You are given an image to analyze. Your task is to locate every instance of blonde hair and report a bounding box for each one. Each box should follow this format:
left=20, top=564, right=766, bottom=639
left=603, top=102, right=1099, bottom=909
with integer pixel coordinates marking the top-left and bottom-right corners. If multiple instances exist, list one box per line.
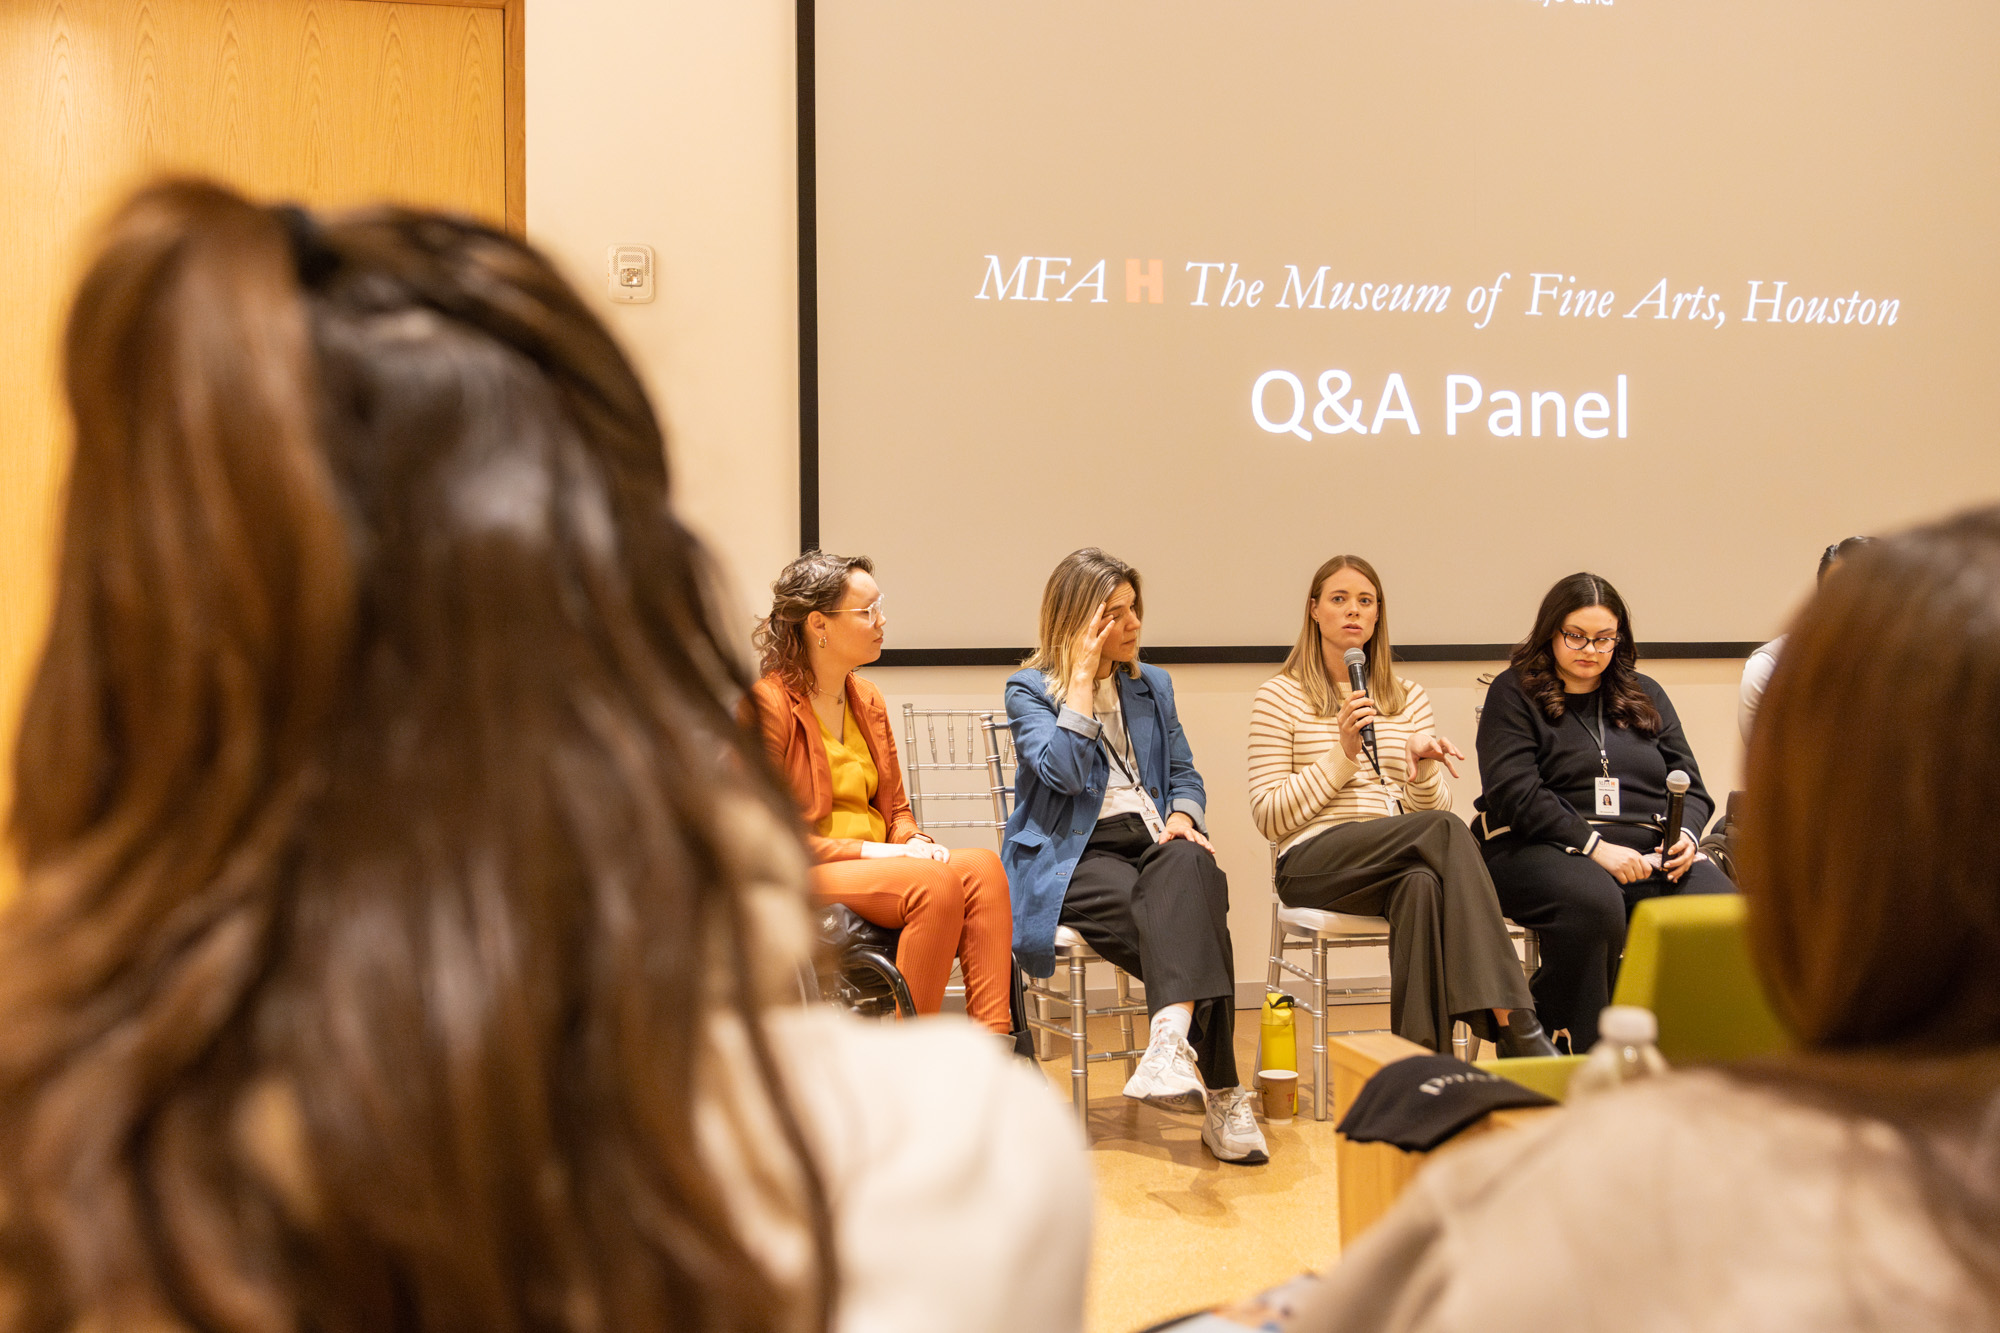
left=1022, top=548, right=1142, bottom=696
left=1282, top=555, right=1408, bottom=718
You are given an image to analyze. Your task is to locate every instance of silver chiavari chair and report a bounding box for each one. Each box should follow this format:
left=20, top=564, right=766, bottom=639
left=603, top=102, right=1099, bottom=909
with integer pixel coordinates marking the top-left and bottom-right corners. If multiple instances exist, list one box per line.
left=975, top=713, right=1147, bottom=1130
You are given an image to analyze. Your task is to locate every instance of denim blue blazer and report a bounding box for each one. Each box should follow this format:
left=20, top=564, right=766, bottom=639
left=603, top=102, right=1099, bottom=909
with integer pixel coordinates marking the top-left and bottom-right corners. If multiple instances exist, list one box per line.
left=1002, top=662, right=1208, bottom=977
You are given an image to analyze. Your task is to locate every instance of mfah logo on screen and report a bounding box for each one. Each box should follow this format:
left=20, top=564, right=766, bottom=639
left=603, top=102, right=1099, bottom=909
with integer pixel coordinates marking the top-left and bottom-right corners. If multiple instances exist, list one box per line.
left=973, top=258, right=1900, bottom=333
left=972, top=255, right=1902, bottom=444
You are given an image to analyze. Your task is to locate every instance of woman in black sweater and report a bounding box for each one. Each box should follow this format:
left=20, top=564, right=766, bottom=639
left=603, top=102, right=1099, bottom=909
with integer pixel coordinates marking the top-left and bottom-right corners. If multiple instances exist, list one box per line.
left=1474, top=573, right=1734, bottom=1051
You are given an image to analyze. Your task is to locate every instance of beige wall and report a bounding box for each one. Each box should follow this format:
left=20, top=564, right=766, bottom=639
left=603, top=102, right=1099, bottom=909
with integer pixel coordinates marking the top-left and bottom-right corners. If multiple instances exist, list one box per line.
left=525, top=2, right=1758, bottom=988
left=525, top=0, right=800, bottom=627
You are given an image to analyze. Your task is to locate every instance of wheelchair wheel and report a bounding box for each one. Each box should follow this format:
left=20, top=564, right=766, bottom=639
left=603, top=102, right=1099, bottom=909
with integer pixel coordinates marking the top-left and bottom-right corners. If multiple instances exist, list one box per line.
left=1698, top=833, right=1737, bottom=884
left=820, top=946, right=917, bottom=1020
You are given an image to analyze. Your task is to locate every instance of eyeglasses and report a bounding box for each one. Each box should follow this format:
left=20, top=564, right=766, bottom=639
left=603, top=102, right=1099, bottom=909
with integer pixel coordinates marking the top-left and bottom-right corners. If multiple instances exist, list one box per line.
left=826, top=597, right=886, bottom=627
left=1559, top=629, right=1619, bottom=652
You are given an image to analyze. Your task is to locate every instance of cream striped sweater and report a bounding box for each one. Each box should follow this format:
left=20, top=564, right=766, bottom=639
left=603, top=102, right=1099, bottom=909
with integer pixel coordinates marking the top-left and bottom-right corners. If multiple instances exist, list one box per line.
left=1247, top=671, right=1451, bottom=856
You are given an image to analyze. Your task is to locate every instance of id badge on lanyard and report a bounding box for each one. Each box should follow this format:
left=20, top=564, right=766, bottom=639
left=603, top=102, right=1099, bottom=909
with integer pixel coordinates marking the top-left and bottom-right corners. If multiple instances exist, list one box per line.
left=1595, top=776, right=1621, bottom=817
left=1104, top=730, right=1167, bottom=838
left=1584, top=694, right=1619, bottom=816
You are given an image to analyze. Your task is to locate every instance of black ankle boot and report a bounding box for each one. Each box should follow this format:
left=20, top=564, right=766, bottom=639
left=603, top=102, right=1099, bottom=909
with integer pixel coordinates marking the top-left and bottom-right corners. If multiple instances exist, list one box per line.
left=1495, top=1010, right=1558, bottom=1059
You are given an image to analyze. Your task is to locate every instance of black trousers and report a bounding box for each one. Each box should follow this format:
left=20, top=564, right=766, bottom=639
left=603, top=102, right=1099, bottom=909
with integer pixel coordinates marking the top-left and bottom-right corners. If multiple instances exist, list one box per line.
left=1275, top=809, right=1533, bottom=1053
left=1481, top=828, right=1736, bottom=1052
left=1059, top=814, right=1238, bottom=1090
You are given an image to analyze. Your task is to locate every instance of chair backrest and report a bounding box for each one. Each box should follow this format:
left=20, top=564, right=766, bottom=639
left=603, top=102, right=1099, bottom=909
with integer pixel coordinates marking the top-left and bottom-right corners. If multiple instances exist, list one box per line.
left=1472, top=671, right=1496, bottom=727
left=1611, top=894, right=1790, bottom=1064
left=981, top=712, right=1017, bottom=828
left=901, top=705, right=1011, bottom=847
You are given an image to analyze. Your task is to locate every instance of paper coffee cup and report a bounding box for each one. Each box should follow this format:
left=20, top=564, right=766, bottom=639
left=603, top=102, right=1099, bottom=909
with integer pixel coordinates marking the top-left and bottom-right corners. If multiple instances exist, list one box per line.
left=1257, top=1069, right=1298, bottom=1123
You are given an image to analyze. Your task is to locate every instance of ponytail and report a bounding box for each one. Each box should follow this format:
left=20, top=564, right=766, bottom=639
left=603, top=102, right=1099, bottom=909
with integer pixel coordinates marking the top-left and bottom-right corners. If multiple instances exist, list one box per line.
left=0, top=179, right=834, bottom=1333
left=23, top=182, right=353, bottom=862
left=0, top=181, right=355, bottom=1327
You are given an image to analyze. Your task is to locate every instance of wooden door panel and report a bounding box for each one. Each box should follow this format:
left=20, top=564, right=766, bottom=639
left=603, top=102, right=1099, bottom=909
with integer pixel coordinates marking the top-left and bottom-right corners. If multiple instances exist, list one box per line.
left=0, top=0, right=511, bottom=899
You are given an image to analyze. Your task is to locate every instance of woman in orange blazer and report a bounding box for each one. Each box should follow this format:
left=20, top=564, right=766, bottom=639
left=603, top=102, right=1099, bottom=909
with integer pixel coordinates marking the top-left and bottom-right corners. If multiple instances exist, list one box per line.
left=745, top=552, right=1014, bottom=1034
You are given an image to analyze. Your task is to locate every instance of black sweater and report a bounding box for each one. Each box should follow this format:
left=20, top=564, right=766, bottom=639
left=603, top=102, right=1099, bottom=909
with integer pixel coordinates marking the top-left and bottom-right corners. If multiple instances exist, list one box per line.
left=1474, top=667, right=1715, bottom=853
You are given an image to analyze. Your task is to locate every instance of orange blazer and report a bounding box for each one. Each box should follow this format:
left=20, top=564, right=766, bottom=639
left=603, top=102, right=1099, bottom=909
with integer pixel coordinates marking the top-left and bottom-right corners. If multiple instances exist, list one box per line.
left=743, top=672, right=922, bottom=863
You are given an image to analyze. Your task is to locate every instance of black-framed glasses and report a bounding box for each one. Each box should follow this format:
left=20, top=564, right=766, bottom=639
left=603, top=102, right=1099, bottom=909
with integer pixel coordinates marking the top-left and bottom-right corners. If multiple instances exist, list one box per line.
left=1559, top=629, right=1619, bottom=652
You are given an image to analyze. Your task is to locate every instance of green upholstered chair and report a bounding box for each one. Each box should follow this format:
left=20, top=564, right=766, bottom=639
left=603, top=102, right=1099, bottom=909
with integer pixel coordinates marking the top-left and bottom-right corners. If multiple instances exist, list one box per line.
left=1477, top=893, right=1790, bottom=1098
left=1608, top=893, right=1790, bottom=1065
left=1472, top=1052, right=1585, bottom=1101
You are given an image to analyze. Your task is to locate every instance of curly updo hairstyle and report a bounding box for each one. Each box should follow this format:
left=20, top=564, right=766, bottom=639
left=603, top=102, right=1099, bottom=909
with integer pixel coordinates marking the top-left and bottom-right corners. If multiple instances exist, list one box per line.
left=754, top=551, right=875, bottom=696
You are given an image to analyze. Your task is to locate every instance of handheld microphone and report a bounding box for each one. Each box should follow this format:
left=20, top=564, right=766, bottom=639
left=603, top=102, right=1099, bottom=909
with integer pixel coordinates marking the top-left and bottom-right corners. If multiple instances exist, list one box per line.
left=1342, top=647, right=1382, bottom=774
left=1663, top=769, right=1690, bottom=861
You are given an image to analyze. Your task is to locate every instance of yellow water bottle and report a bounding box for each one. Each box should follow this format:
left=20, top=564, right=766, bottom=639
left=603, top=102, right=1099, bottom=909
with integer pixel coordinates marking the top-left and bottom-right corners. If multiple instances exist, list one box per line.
left=1258, top=992, right=1299, bottom=1074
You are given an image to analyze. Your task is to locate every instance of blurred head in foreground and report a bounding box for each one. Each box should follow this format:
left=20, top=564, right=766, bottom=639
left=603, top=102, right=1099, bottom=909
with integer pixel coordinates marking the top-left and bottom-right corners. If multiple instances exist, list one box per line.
left=0, top=181, right=829, bottom=1332
left=1817, top=534, right=1874, bottom=584
left=1744, top=508, right=2000, bottom=1053
left=1740, top=507, right=2000, bottom=1296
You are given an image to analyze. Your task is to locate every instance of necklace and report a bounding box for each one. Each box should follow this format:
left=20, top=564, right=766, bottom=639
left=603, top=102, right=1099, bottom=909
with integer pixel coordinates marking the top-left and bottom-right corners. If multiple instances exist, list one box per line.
left=810, top=675, right=848, bottom=729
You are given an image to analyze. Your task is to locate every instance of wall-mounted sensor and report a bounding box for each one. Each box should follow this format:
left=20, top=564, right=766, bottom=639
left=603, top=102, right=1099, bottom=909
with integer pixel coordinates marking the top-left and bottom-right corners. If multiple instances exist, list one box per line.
left=607, top=245, right=655, bottom=303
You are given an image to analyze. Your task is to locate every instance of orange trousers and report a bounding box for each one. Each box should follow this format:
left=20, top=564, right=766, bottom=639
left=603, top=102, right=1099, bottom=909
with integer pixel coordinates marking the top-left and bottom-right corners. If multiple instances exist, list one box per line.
left=811, top=847, right=1013, bottom=1034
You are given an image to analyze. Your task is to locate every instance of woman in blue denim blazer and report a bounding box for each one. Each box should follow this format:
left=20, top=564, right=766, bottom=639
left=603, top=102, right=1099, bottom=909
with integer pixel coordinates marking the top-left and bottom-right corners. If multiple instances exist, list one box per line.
left=1003, top=548, right=1266, bottom=1165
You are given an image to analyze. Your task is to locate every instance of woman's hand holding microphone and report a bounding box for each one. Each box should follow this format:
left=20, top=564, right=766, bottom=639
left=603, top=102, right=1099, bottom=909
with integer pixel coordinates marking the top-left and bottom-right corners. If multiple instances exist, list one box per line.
left=1591, top=833, right=1699, bottom=884
left=1336, top=690, right=1378, bottom=765
left=1339, top=691, right=1464, bottom=781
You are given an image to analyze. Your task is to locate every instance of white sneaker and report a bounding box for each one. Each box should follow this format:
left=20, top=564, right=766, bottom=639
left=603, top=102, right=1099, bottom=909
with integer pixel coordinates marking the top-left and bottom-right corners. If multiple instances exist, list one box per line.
left=1201, top=1087, right=1270, bottom=1166
left=1121, top=1030, right=1205, bottom=1113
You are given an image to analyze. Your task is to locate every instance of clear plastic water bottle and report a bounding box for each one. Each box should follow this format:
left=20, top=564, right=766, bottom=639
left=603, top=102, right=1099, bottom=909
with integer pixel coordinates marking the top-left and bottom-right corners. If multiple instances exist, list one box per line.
left=1570, top=1005, right=1671, bottom=1098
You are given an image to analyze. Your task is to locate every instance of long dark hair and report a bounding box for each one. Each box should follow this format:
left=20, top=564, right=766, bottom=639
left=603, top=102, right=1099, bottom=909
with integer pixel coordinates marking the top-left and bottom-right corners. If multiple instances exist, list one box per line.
left=0, top=180, right=833, bottom=1333
left=1739, top=507, right=2000, bottom=1299
left=1509, top=572, right=1661, bottom=736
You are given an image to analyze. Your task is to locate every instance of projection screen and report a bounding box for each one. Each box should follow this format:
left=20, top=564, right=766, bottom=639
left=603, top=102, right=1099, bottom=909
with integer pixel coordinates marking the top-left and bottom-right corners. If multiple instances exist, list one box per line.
left=806, top=1, right=2000, bottom=656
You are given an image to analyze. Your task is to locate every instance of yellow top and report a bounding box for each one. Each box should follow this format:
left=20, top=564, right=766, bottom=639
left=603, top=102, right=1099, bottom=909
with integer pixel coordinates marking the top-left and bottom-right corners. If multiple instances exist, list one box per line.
left=817, top=701, right=887, bottom=843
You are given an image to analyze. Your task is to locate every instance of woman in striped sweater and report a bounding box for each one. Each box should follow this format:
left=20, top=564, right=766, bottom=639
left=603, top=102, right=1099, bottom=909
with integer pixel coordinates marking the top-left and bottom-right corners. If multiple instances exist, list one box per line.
left=1247, top=556, right=1554, bottom=1056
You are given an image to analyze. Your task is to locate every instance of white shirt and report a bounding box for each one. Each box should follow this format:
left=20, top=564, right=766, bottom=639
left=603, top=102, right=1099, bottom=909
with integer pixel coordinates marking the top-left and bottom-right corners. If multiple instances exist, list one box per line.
left=1739, top=637, right=1784, bottom=743
left=703, top=799, right=1092, bottom=1333
left=708, top=1009, right=1092, bottom=1333
left=1093, top=676, right=1159, bottom=829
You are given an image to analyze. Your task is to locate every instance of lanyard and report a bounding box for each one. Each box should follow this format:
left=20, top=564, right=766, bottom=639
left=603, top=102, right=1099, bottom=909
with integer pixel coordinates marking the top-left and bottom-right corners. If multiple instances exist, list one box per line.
left=1573, top=692, right=1610, bottom=778
left=1097, top=693, right=1167, bottom=835
left=1096, top=689, right=1145, bottom=788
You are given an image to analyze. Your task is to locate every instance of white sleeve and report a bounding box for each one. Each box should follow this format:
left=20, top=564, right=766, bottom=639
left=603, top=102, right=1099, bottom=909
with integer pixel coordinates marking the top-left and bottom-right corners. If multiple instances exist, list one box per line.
left=783, top=1012, right=1093, bottom=1333
left=1738, top=646, right=1779, bottom=745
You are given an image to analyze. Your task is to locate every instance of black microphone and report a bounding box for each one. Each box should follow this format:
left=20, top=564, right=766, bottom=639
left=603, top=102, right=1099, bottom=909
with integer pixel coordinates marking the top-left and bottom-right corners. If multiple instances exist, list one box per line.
left=1342, top=647, right=1382, bottom=774
left=1663, top=769, right=1690, bottom=864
